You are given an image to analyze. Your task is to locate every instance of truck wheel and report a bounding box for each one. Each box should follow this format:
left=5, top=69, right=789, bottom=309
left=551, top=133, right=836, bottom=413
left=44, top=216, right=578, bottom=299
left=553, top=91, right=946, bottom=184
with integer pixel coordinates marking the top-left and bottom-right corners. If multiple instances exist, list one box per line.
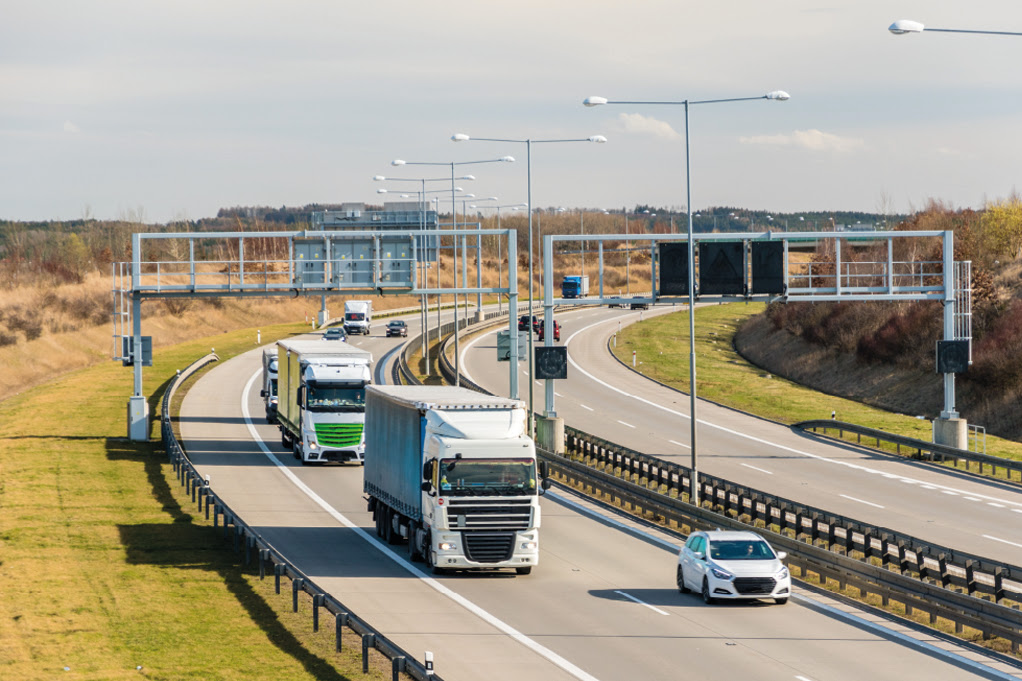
left=515, top=567, right=532, bottom=576
left=408, top=522, right=423, bottom=562
left=374, top=510, right=383, bottom=538
left=281, top=430, right=291, bottom=449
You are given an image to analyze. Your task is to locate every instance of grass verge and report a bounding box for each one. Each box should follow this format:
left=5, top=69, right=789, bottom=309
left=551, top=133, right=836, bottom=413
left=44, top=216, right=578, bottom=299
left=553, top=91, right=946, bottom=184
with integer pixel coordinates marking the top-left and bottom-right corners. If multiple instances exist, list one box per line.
left=610, top=302, right=1022, bottom=464
left=0, top=321, right=388, bottom=681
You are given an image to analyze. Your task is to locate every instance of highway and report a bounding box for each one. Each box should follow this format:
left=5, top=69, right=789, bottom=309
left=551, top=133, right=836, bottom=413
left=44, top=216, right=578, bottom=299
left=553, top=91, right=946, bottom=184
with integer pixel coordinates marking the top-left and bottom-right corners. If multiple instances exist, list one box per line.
left=177, top=305, right=1018, bottom=681
left=461, top=304, right=1022, bottom=566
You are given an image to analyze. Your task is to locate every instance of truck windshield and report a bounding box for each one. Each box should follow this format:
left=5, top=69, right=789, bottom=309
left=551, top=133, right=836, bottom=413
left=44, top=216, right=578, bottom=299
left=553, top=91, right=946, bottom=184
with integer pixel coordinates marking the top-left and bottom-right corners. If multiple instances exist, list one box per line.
left=345, top=313, right=365, bottom=321
left=438, top=457, right=537, bottom=496
left=305, top=383, right=365, bottom=412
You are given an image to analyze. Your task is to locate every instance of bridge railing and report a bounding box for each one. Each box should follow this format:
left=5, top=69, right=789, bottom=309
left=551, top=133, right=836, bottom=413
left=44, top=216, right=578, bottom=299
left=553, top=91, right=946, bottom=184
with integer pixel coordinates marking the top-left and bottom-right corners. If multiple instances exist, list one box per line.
left=162, top=354, right=442, bottom=681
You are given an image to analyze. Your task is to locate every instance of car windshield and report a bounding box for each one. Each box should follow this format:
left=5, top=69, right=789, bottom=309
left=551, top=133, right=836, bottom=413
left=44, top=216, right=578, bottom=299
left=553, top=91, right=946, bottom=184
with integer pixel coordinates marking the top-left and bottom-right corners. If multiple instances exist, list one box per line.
left=390, top=321, right=405, bottom=327
left=438, top=457, right=537, bottom=497
left=709, top=539, right=774, bottom=561
left=305, top=383, right=365, bottom=412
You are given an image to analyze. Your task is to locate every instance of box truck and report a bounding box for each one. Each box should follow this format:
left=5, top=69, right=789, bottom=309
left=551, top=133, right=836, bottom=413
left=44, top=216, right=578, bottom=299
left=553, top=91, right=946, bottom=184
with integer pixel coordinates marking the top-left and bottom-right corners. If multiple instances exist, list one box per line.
left=343, top=300, right=372, bottom=335
left=364, top=385, right=545, bottom=575
left=276, top=339, right=373, bottom=464
left=259, top=346, right=279, bottom=424
left=561, top=275, right=589, bottom=298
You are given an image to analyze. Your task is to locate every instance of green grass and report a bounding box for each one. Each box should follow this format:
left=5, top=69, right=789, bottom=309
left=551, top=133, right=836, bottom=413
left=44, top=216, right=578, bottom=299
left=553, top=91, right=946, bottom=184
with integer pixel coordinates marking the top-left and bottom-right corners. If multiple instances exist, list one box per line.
left=611, top=302, right=1022, bottom=463
left=0, top=322, right=388, bottom=681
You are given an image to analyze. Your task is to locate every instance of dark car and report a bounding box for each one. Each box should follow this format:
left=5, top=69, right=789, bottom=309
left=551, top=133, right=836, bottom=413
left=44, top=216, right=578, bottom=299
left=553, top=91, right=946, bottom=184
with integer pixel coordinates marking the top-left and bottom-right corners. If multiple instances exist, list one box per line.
left=518, top=315, right=538, bottom=331
left=630, top=301, right=649, bottom=310
left=322, top=327, right=347, bottom=341
left=386, top=320, right=408, bottom=337
left=537, top=320, right=561, bottom=342
left=608, top=296, right=625, bottom=308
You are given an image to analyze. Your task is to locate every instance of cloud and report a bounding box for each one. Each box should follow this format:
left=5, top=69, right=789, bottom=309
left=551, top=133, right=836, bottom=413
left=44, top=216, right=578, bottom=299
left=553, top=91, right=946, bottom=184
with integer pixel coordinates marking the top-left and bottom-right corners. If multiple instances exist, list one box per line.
left=739, top=129, right=863, bottom=153
left=63, top=120, right=81, bottom=134
left=616, top=113, right=681, bottom=141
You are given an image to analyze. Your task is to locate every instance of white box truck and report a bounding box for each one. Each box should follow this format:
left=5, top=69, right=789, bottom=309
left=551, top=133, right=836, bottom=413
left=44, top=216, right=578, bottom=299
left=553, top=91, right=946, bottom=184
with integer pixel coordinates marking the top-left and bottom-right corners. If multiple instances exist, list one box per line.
left=343, top=300, right=372, bottom=335
left=276, top=339, right=373, bottom=464
left=259, top=346, right=279, bottom=424
left=364, top=385, right=546, bottom=575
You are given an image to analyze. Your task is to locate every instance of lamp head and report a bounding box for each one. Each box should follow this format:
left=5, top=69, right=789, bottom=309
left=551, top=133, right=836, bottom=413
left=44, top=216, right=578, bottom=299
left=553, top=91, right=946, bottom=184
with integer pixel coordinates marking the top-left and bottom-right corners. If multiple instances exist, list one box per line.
left=391, top=159, right=406, bottom=166
left=500, top=156, right=515, bottom=163
left=765, top=90, right=791, bottom=101
left=452, top=133, right=470, bottom=142
left=460, top=174, right=476, bottom=180
left=376, top=188, right=387, bottom=194
left=889, top=19, right=924, bottom=34
left=589, top=135, right=608, bottom=143
left=583, top=96, right=608, bottom=107
left=373, top=175, right=386, bottom=181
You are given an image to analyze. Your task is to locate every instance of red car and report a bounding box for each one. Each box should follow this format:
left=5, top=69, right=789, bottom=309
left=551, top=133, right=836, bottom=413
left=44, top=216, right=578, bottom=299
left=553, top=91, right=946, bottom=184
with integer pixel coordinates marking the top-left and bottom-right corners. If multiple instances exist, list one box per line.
left=537, top=320, right=561, bottom=342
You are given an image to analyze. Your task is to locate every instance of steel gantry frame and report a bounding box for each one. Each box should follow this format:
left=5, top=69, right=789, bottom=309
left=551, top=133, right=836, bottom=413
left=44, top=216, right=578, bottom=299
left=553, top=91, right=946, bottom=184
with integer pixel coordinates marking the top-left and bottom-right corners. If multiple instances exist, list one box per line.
left=540, top=229, right=971, bottom=490
left=115, top=227, right=519, bottom=441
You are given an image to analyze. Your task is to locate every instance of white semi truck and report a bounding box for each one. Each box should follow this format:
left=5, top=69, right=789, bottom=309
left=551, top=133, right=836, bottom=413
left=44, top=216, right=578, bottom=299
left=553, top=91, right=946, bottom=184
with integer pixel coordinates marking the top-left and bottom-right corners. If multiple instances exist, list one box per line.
left=343, top=300, right=372, bottom=335
left=260, top=346, right=279, bottom=424
left=276, top=339, right=373, bottom=464
left=364, top=385, right=545, bottom=575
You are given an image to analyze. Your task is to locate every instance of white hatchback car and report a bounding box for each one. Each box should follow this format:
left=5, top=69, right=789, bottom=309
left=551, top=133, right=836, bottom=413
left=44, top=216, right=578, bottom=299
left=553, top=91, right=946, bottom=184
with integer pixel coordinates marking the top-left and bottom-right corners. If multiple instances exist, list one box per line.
left=677, top=530, right=791, bottom=605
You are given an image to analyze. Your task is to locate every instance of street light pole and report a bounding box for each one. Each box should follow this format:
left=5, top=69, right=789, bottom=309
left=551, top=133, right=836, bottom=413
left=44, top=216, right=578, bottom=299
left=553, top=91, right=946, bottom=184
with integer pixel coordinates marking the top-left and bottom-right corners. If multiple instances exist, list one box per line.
left=391, top=156, right=513, bottom=386
left=452, top=133, right=606, bottom=436
left=584, top=90, right=789, bottom=506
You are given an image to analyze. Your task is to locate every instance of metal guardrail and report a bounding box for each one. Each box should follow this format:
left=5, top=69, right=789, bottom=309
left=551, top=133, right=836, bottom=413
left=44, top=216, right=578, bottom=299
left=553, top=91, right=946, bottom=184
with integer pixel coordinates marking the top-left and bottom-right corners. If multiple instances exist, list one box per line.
left=161, top=354, right=442, bottom=681
left=552, top=427, right=1022, bottom=653
left=797, top=419, right=1022, bottom=483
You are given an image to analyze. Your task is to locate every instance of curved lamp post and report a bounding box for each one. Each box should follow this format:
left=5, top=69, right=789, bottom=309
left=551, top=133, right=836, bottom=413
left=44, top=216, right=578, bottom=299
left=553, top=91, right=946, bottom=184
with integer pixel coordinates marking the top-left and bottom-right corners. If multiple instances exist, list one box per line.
left=583, top=90, right=789, bottom=506
left=452, top=132, right=606, bottom=434
left=889, top=19, right=1022, bottom=36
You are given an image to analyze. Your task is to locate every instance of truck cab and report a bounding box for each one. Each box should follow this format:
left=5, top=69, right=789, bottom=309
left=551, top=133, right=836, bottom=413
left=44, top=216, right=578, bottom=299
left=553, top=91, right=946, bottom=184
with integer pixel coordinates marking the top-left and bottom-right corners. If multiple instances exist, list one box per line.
left=296, top=363, right=370, bottom=464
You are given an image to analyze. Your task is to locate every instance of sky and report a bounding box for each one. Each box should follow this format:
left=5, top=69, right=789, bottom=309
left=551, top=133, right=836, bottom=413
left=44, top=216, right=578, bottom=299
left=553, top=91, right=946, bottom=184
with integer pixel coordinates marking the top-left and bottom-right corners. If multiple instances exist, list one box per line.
left=3, top=1, right=1022, bottom=223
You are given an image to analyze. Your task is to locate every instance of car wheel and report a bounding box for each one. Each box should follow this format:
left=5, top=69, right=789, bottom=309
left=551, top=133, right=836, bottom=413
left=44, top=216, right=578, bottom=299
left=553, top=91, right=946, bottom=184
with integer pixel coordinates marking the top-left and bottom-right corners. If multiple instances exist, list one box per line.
left=676, top=565, right=689, bottom=593
left=774, top=597, right=788, bottom=605
left=701, top=578, right=715, bottom=605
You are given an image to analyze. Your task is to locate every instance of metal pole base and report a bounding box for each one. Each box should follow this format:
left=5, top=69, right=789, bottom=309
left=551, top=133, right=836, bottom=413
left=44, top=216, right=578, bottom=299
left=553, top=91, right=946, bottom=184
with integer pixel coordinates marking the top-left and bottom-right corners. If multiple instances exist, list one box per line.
left=128, top=396, right=150, bottom=442
left=933, top=416, right=967, bottom=450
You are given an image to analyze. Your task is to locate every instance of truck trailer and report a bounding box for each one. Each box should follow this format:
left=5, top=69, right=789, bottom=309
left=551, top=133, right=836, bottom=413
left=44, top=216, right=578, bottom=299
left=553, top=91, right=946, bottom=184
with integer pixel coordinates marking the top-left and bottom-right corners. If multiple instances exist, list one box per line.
left=343, top=300, right=372, bottom=335
left=260, top=346, right=279, bottom=424
left=276, top=339, right=373, bottom=464
left=561, top=275, right=589, bottom=298
left=364, top=385, right=544, bottom=575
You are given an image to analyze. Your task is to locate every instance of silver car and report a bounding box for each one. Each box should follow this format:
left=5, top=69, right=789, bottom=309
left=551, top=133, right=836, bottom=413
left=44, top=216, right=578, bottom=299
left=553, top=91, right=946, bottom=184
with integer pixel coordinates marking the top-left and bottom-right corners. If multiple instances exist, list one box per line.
left=677, top=530, right=790, bottom=605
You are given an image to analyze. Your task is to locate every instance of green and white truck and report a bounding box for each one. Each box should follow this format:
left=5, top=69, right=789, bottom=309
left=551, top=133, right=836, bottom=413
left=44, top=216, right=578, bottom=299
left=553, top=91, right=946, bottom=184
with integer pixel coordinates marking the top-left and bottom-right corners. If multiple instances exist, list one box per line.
left=276, top=339, right=373, bottom=465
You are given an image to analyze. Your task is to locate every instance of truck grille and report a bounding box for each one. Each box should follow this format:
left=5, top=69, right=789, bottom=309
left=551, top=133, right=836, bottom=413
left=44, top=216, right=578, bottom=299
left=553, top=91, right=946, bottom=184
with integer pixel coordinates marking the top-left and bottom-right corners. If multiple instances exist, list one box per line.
left=445, top=499, right=533, bottom=531
left=314, top=423, right=363, bottom=448
left=463, top=532, right=515, bottom=563
left=733, top=577, right=776, bottom=595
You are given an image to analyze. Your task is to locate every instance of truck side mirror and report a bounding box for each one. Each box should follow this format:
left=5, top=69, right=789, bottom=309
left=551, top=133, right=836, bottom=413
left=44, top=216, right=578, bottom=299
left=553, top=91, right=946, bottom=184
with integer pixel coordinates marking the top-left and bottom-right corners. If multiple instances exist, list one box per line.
left=420, top=481, right=433, bottom=493
left=541, top=478, right=552, bottom=491
left=260, top=390, right=266, bottom=397
left=422, top=459, right=434, bottom=480
left=296, top=385, right=304, bottom=403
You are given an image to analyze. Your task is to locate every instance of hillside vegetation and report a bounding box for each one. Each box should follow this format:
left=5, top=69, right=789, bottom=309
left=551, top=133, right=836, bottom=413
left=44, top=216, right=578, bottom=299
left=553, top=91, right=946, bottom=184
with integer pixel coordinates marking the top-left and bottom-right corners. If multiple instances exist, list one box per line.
left=735, top=198, right=1022, bottom=442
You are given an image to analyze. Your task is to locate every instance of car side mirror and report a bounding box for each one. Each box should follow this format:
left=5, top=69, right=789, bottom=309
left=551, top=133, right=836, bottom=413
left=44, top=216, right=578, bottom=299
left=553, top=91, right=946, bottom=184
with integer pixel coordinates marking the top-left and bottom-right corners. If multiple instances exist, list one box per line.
left=694, top=551, right=705, bottom=561
left=776, top=551, right=787, bottom=561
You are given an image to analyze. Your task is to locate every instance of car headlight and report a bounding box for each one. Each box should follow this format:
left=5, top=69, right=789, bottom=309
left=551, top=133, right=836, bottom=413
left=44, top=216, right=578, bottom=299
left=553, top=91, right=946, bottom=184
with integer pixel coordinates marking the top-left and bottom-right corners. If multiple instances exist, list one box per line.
left=438, top=542, right=458, bottom=551
left=710, top=566, right=733, bottom=581
left=777, top=567, right=789, bottom=580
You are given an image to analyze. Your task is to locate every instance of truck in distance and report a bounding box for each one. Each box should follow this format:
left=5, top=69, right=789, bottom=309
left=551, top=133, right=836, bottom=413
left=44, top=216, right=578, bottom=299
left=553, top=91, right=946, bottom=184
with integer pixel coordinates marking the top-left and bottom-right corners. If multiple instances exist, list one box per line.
left=276, top=339, right=373, bottom=465
left=364, top=385, right=547, bottom=575
left=343, top=300, right=372, bottom=335
left=561, top=275, right=589, bottom=299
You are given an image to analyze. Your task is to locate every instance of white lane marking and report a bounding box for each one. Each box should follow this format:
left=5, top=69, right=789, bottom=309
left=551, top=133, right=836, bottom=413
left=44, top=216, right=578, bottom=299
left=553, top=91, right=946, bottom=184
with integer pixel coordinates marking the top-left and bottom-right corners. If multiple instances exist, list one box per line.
left=964, top=497, right=982, bottom=502
left=839, top=494, right=885, bottom=509
left=555, top=392, right=563, bottom=397
left=741, top=463, right=773, bottom=475
left=669, top=440, right=691, bottom=449
left=614, top=590, right=670, bottom=616
left=988, top=502, right=1006, bottom=508
left=983, top=535, right=1022, bottom=550
left=562, top=316, right=1022, bottom=512
left=240, top=371, right=602, bottom=681
left=618, top=421, right=636, bottom=429
left=580, top=404, right=594, bottom=412
left=796, top=677, right=816, bottom=681
left=941, top=490, right=958, bottom=496
left=1013, top=509, right=1022, bottom=514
